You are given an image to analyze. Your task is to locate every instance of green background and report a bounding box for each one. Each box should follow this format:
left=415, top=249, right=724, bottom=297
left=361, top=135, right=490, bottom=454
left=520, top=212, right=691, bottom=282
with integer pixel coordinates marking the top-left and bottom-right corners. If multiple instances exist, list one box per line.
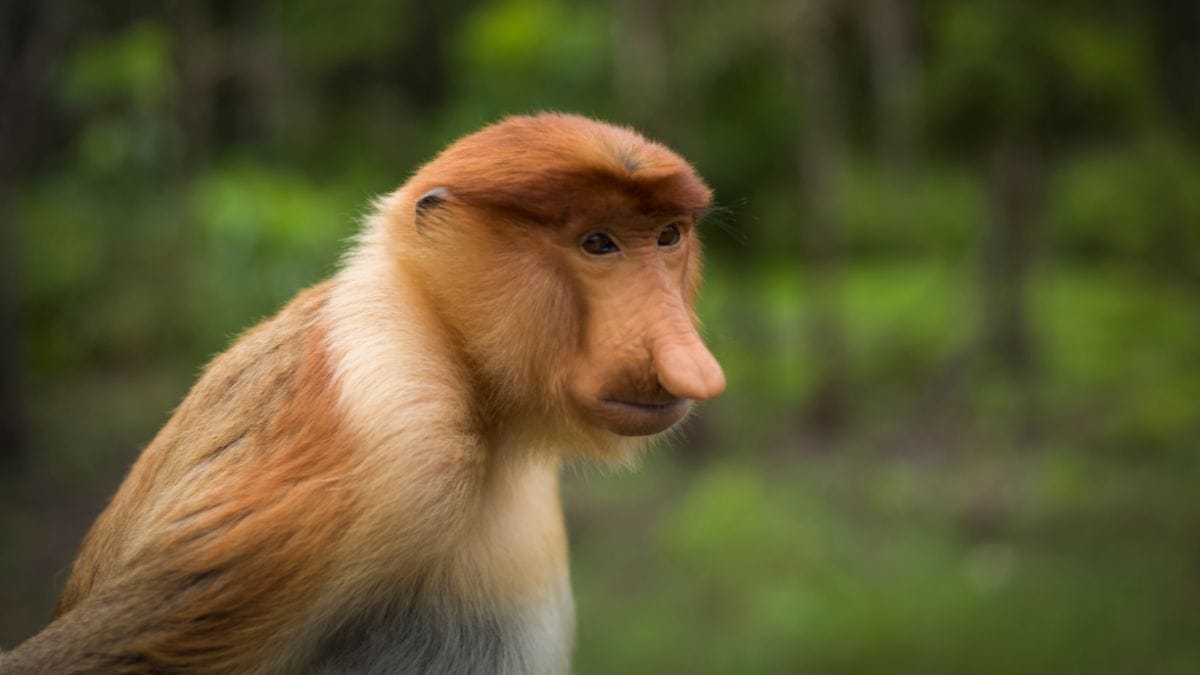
left=1, top=0, right=1198, bottom=672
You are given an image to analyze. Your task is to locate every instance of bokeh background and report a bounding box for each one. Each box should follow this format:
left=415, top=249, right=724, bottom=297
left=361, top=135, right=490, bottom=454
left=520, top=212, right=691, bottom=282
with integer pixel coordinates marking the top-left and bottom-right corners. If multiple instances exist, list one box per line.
left=2, top=0, right=1199, bottom=672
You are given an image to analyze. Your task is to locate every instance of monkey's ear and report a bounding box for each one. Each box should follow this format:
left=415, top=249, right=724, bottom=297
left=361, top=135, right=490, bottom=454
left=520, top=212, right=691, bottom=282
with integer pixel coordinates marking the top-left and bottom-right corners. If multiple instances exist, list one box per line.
left=415, top=188, right=452, bottom=235
left=416, top=188, right=451, bottom=215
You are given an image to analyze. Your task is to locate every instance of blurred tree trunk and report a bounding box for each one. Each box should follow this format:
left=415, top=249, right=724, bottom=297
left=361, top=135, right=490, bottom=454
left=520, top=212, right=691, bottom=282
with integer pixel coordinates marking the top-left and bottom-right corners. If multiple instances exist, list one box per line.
left=612, top=0, right=668, bottom=133
left=982, top=138, right=1043, bottom=437
left=171, top=4, right=223, bottom=230
left=173, top=2, right=217, bottom=179
left=0, top=181, right=23, bottom=471
left=786, top=0, right=850, bottom=445
left=862, top=0, right=917, bottom=179
left=1147, top=1, right=1200, bottom=142
left=0, top=1, right=65, bottom=469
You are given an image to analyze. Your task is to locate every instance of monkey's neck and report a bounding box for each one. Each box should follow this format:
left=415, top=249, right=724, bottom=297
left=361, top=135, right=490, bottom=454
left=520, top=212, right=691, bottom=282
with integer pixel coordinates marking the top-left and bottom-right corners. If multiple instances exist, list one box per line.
left=324, top=223, right=463, bottom=444
left=321, top=219, right=567, bottom=569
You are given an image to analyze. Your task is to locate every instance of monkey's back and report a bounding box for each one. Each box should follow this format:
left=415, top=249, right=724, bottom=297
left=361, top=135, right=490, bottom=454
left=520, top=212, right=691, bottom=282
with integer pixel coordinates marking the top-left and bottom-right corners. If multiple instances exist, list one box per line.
left=22, top=283, right=368, bottom=671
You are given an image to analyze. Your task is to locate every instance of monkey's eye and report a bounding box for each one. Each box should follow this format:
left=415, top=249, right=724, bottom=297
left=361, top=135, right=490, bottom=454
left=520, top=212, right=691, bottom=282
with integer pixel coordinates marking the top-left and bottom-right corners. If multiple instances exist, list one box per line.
left=581, top=232, right=620, bottom=255
left=657, top=224, right=682, bottom=247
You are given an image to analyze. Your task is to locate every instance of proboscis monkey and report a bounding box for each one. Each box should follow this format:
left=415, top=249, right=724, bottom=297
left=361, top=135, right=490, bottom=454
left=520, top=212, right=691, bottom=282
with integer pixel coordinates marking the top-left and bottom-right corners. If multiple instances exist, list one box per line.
left=1, top=113, right=724, bottom=674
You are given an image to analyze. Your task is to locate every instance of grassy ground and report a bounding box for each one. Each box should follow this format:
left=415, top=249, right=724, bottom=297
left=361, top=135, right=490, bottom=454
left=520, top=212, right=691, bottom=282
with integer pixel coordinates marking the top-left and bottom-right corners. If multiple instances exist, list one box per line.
left=568, top=448, right=1200, bottom=674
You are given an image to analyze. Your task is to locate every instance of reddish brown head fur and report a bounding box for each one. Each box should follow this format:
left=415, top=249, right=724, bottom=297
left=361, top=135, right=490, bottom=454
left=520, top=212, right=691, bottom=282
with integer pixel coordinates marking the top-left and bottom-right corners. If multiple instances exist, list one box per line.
left=409, top=113, right=713, bottom=226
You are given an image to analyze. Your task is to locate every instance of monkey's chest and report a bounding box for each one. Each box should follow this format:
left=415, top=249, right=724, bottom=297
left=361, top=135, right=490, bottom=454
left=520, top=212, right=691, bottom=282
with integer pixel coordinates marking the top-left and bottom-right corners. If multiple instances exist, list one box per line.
left=311, top=583, right=574, bottom=675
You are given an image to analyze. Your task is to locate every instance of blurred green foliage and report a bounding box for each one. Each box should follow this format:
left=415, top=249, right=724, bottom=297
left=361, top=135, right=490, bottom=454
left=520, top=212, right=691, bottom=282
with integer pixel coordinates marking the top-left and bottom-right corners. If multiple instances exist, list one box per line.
left=1, top=0, right=1198, bottom=672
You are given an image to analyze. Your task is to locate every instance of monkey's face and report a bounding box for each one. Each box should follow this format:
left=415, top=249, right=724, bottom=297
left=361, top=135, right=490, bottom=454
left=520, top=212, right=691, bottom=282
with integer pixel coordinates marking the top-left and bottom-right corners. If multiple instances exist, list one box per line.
left=403, top=195, right=724, bottom=442
left=398, top=113, right=724, bottom=445
left=556, top=214, right=725, bottom=437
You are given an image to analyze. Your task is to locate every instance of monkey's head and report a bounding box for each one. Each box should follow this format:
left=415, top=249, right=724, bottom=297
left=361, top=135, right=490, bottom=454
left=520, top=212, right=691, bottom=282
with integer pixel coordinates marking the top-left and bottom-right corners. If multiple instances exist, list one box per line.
left=389, top=113, right=724, bottom=457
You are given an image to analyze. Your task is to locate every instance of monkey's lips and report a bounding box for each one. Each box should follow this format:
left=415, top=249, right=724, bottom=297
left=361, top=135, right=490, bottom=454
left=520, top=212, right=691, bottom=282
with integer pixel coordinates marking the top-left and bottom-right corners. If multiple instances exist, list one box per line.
left=593, top=397, right=691, bottom=436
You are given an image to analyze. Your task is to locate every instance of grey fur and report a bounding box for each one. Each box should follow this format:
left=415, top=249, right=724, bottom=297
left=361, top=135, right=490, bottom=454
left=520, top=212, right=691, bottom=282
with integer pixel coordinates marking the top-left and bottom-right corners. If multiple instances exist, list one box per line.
left=313, top=577, right=574, bottom=675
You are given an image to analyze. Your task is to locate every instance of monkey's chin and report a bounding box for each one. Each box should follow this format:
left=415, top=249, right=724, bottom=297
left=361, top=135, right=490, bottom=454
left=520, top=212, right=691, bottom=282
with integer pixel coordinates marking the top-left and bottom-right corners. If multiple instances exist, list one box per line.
left=588, top=398, right=691, bottom=437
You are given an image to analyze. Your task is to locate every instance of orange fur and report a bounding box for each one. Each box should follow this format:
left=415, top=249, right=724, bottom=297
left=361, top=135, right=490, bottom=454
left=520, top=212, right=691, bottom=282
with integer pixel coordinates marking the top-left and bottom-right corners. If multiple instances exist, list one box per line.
left=2, top=113, right=722, bottom=674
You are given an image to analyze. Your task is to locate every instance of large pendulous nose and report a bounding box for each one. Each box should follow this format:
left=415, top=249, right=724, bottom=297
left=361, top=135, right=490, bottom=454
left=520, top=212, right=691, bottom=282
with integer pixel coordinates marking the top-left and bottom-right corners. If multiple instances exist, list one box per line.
left=651, top=320, right=726, bottom=402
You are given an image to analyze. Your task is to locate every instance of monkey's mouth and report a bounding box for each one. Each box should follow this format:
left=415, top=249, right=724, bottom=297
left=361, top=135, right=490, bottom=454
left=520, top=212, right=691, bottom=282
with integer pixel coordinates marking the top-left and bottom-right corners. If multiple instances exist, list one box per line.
left=594, top=397, right=691, bottom=436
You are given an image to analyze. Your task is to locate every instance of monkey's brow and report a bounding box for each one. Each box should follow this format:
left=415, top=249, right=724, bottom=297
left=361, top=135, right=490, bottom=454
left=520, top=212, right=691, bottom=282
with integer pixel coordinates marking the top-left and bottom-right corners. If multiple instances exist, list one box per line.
left=587, top=210, right=694, bottom=231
